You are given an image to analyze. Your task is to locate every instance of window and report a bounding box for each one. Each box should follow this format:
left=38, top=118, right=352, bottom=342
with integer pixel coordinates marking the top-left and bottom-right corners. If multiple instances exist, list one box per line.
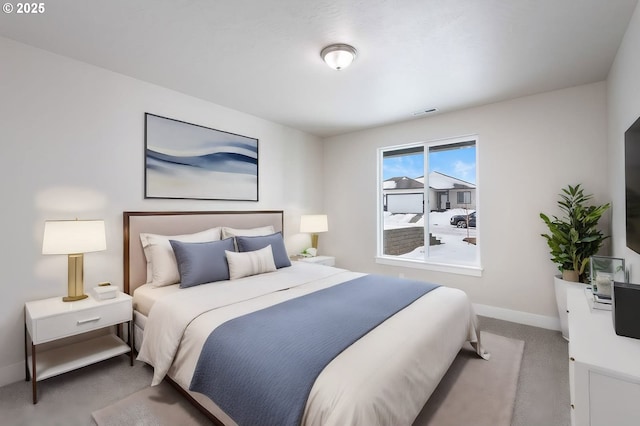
left=457, top=191, right=471, bottom=204
left=377, top=136, right=480, bottom=275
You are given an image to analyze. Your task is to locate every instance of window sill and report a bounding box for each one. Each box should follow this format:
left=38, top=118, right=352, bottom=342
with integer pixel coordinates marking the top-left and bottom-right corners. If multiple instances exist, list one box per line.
left=375, top=256, right=483, bottom=277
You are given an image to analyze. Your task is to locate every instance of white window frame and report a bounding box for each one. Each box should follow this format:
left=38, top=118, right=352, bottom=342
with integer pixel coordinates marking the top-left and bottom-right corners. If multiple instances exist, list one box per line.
left=376, top=134, right=482, bottom=277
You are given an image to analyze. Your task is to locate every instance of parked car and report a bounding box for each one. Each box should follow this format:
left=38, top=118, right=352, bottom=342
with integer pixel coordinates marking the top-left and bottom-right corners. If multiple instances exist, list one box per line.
left=450, top=211, right=476, bottom=228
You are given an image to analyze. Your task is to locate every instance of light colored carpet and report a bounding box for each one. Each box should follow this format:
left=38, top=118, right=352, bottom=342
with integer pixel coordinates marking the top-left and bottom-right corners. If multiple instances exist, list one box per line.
left=479, top=317, right=569, bottom=426
left=93, top=332, right=523, bottom=426
left=413, top=331, right=524, bottom=426
left=91, top=381, right=211, bottom=426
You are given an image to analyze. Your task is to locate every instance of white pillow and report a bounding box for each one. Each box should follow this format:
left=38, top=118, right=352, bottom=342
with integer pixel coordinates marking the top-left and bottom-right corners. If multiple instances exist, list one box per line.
left=226, top=245, right=276, bottom=280
left=140, top=227, right=221, bottom=287
left=221, top=225, right=275, bottom=239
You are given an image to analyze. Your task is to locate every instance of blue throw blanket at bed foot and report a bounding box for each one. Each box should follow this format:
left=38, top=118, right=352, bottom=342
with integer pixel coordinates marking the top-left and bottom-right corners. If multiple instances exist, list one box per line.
left=189, top=274, right=439, bottom=426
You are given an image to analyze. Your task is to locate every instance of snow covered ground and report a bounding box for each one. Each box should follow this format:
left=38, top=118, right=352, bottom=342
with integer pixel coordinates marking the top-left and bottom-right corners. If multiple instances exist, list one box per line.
left=384, top=209, right=478, bottom=264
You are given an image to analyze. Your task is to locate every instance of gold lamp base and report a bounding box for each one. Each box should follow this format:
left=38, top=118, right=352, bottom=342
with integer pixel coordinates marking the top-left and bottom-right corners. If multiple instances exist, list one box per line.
left=63, top=294, right=88, bottom=302
left=311, top=234, right=319, bottom=249
left=63, top=253, right=87, bottom=302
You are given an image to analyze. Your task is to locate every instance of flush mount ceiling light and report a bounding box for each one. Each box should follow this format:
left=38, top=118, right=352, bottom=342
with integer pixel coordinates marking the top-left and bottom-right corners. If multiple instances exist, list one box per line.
left=320, top=44, right=357, bottom=70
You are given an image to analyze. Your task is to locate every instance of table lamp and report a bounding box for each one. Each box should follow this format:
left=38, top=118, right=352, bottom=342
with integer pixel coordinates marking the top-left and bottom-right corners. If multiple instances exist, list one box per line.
left=300, top=215, right=328, bottom=252
left=42, top=219, right=106, bottom=302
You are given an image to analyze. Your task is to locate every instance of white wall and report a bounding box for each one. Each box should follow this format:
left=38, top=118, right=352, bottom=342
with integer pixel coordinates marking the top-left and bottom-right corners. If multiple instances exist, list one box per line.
left=322, top=82, right=609, bottom=325
left=608, top=2, right=640, bottom=280
left=5, top=9, right=638, bottom=385
left=0, top=37, right=323, bottom=386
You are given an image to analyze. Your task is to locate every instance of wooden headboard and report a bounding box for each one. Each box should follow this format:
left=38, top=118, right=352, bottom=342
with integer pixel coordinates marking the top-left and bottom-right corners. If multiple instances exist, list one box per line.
left=123, top=210, right=284, bottom=295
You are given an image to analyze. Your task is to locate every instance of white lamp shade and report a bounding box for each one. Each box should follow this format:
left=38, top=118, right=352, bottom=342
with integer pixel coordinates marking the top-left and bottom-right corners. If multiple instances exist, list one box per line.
left=42, top=220, right=107, bottom=254
left=300, top=215, right=328, bottom=233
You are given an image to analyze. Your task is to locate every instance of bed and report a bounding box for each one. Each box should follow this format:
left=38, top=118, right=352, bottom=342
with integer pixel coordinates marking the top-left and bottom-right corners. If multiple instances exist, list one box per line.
left=124, top=210, right=486, bottom=426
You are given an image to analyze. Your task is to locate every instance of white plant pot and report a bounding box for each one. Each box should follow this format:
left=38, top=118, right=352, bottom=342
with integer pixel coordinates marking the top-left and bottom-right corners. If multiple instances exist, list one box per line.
left=554, top=275, right=585, bottom=340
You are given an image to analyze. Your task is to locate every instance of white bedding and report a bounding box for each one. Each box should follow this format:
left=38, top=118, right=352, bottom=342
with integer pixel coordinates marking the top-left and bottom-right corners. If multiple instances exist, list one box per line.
left=132, top=282, right=181, bottom=317
left=137, top=262, right=485, bottom=426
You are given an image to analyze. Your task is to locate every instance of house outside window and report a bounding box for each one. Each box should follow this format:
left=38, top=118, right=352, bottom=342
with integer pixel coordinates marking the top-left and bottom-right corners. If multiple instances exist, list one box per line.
left=377, top=136, right=480, bottom=276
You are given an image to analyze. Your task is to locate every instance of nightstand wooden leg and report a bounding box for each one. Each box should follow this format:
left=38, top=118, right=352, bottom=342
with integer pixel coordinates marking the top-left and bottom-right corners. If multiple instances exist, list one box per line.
left=131, top=317, right=136, bottom=355
left=129, top=320, right=134, bottom=366
left=24, top=323, right=30, bottom=381
left=31, top=343, right=37, bottom=404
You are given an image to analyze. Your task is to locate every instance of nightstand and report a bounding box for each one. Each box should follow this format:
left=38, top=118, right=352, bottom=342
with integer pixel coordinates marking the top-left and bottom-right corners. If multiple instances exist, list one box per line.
left=24, top=292, right=133, bottom=404
left=297, top=255, right=335, bottom=267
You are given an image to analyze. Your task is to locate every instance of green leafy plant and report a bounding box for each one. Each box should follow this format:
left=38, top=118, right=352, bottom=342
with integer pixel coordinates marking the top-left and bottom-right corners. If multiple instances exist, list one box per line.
left=540, top=184, right=611, bottom=282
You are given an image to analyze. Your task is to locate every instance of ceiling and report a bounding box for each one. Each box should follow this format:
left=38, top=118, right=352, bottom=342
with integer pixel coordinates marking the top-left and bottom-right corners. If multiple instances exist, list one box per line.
left=1, top=0, right=637, bottom=137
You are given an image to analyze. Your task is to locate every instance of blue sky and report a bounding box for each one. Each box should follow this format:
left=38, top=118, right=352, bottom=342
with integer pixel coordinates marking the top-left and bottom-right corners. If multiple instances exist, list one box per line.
left=383, top=146, right=476, bottom=184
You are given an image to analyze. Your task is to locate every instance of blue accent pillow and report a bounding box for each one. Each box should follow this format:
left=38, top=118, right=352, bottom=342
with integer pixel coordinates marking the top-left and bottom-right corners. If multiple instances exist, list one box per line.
left=235, top=232, right=291, bottom=269
left=170, top=238, right=235, bottom=288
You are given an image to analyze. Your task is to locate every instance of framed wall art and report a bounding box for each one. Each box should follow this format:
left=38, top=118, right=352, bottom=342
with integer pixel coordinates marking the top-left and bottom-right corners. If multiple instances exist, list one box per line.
left=144, top=113, right=258, bottom=201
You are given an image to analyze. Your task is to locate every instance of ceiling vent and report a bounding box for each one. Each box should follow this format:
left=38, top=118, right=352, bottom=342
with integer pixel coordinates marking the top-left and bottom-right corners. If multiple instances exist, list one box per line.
left=411, top=108, right=438, bottom=117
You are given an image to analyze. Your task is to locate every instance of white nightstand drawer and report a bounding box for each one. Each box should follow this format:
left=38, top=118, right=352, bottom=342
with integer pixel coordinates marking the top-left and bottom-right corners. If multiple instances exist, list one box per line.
left=27, top=296, right=133, bottom=344
left=32, top=299, right=131, bottom=344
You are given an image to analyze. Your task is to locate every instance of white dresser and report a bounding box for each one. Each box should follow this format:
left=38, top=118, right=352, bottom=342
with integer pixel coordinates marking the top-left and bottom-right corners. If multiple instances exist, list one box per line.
left=567, top=286, right=640, bottom=425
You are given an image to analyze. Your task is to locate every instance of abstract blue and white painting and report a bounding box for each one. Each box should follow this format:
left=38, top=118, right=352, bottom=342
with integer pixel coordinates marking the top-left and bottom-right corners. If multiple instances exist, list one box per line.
left=145, top=113, right=258, bottom=201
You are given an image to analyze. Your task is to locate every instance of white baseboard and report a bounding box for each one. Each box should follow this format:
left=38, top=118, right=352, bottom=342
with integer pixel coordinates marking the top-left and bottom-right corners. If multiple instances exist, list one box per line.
left=474, top=303, right=560, bottom=331
left=0, top=360, right=26, bottom=388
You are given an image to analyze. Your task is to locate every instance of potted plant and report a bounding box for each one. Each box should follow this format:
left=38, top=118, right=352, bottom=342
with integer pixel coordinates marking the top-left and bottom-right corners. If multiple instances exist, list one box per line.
left=540, top=184, right=610, bottom=339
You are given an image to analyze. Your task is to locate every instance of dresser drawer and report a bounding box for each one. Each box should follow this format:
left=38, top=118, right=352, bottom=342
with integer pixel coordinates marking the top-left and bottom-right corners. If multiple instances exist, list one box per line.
left=33, top=300, right=131, bottom=344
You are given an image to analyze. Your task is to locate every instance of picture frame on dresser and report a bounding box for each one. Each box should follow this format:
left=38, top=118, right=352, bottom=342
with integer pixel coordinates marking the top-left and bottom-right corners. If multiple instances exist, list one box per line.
left=144, top=113, right=259, bottom=201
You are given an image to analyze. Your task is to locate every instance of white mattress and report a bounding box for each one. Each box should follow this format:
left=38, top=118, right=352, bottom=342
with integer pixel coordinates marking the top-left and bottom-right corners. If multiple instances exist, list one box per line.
left=133, top=282, right=181, bottom=317
left=137, top=262, right=484, bottom=426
